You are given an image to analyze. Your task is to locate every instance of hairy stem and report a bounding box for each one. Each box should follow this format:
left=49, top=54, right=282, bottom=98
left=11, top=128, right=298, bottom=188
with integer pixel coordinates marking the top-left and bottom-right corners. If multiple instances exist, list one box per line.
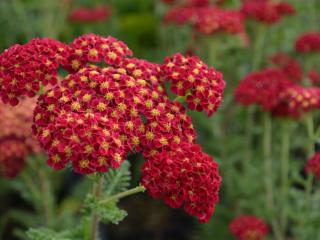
left=38, top=168, right=54, bottom=226
left=100, top=185, right=146, bottom=205
left=90, top=176, right=104, bottom=240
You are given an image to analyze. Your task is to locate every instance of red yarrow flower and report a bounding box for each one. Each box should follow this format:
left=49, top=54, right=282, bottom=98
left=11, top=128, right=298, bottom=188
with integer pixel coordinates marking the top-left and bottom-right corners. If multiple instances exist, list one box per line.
left=66, top=33, right=133, bottom=72
left=0, top=98, right=41, bottom=178
left=161, top=53, right=225, bottom=116
left=270, top=53, right=302, bottom=82
left=229, top=215, right=269, bottom=240
left=235, top=68, right=294, bottom=111
left=0, top=38, right=70, bottom=105
left=33, top=62, right=196, bottom=174
left=295, top=32, right=320, bottom=53
left=164, top=6, right=245, bottom=36
left=141, top=142, right=221, bottom=223
left=241, top=0, right=295, bottom=24
left=305, top=153, right=320, bottom=179
left=69, top=5, right=111, bottom=23
left=272, top=86, right=320, bottom=118
left=308, top=69, right=320, bottom=86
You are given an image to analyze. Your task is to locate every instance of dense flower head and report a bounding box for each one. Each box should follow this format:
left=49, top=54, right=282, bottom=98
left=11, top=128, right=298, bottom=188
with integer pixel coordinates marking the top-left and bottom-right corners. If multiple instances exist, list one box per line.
left=295, top=32, right=320, bottom=53
left=270, top=53, right=302, bottom=82
left=229, top=215, right=269, bottom=240
left=161, top=53, right=225, bottom=116
left=0, top=38, right=70, bottom=105
left=2, top=34, right=225, bottom=222
left=305, top=153, right=320, bottom=178
left=164, top=6, right=245, bottom=35
left=33, top=63, right=196, bottom=174
left=66, top=34, right=133, bottom=72
left=308, top=69, right=320, bottom=86
left=241, top=0, right=295, bottom=24
left=272, top=86, right=320, bottom=118
left=141, top=142, right=221, bottom=222
left=69, top=5, right=111, bottom=23
left=0, top=98, right=41, bottom=178
left=235, top=68, right=293, bottom=110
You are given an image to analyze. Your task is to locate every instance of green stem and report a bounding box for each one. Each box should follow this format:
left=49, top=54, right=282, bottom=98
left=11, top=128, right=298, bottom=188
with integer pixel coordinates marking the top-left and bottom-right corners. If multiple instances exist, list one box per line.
left=251, top=24, right=266, bottom=71
left=173, top=95, right=186, bottom=103
left=244, top=106, right=254, bottom=171
left=262, top=112, right=283, bottom=240
left=243, top=24, right=266, bottom=173
left=305, top=114, right=315, bottom=156
left=306, top=174, right=314, bottom=204
left=263, top=112, right=273, bottom=211
left=90, top=176, right=104, bottom=240
left=100, top=185, right=146, bottom=205
left=38, top=168, right=54, bottom=226
left=310, top=0, right=318, bottom=31
left=280, top=120, right=291, bottom=235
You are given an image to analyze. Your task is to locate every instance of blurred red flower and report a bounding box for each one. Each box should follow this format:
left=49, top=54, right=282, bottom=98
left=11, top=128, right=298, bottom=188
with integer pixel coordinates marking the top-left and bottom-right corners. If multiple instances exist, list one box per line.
left=68, top=5, right=111, bottom=23
left=270, top=53, right=302, bottom=82
left=0, top=98, right=41, bottom=178
left=308, top=69, right=320, bottom=86
left=230, top=215, right=269, bottom=240
left=305, top=153, right=320, bottom=178
left=164, top=6, right=245, bottom=36
left=235, top=68, right=293, bottom=110
left=272, top=86, right=320, bottom=118
left=295, top=32, right=320, bottom=53
left=241, top=0, right=295, bottom=24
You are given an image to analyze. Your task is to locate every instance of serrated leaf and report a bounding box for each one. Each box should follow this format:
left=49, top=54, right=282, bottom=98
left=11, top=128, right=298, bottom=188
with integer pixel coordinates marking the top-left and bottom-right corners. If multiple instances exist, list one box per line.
left=26, top=227, right=81, bottom=240
left=103, top=160, right=131, bottom=197
left=97, top=202, right=128, bottom=225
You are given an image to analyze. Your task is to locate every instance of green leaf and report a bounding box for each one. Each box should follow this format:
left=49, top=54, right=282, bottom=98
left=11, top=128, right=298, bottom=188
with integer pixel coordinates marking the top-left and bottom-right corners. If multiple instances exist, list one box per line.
left=96, top=202, right=128, bottom=225
left=26, top=227, right=81, bottom=240
left=83, top=194, right=127, bottom=225
left=103, top=160, right=131, bottom=197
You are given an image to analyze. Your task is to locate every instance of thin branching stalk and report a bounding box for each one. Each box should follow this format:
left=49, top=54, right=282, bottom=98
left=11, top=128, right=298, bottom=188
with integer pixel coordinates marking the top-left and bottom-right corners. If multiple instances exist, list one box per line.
left=100, top=185, right=146, bottom=205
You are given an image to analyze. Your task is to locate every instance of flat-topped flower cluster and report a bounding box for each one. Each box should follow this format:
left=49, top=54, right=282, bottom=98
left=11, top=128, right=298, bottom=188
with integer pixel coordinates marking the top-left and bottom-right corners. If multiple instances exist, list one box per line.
left=0, top=33, right=225, bottom=222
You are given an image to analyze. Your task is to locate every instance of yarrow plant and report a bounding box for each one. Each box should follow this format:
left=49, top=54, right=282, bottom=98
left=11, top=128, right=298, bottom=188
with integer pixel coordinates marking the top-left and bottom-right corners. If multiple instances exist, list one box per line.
left=0, top=33, right=226, bottom=235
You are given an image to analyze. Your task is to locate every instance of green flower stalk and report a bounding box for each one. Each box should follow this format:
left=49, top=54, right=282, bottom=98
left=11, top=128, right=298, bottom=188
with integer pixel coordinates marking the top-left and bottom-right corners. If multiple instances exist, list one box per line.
left=280, top=120, right=291, bottom=234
